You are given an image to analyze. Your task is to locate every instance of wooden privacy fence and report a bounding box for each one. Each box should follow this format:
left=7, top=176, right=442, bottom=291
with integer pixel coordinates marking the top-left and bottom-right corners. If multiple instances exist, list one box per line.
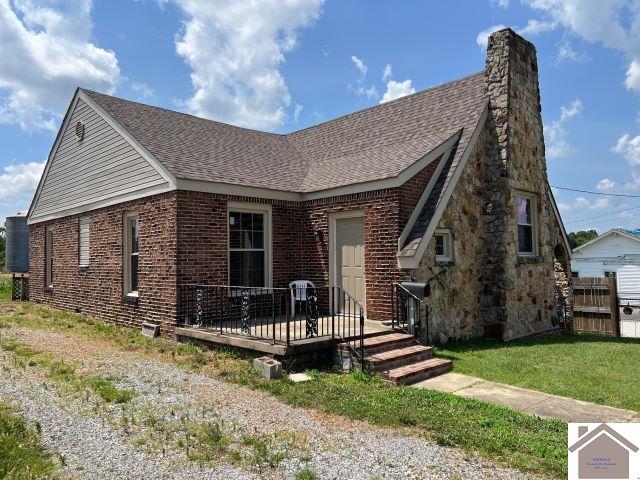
left=572, top=277, right=618, bottom=336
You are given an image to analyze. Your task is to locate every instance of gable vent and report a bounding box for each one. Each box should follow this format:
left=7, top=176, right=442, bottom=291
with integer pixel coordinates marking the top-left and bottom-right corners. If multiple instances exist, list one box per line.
left=75, top=121, right=85, bottom=141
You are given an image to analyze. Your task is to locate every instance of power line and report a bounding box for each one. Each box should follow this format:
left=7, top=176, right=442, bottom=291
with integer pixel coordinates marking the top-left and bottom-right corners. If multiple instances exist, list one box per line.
left=566, top=204, right=640, bottom=224
left=551, top=186, right=640, bottom=198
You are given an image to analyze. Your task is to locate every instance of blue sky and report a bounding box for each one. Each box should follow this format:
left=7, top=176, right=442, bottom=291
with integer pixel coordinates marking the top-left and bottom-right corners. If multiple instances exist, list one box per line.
left=2, top=0, right=640, bottom=234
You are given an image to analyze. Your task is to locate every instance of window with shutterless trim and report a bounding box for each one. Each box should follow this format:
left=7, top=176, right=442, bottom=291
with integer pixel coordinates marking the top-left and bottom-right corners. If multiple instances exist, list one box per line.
left=45, top=226, right=53, bottom=289
left=516, top=193, right=538, bottom=256
left=123, top=213, right=139, bottom=296
left=434, top=229, right=453, bottom=262
left=228, top=202, right=272, bottom=288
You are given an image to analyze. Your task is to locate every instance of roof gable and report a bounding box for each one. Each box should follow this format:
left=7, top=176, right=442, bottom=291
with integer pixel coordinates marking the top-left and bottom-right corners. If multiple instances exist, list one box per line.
left=573, top=228, right=640, bottom=254
left=28, top=90, right=174, bottom=224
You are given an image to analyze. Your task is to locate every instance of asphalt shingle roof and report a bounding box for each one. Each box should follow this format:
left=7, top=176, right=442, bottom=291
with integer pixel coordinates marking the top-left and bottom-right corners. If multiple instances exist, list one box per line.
left=83, top=70, right=487, bottom=194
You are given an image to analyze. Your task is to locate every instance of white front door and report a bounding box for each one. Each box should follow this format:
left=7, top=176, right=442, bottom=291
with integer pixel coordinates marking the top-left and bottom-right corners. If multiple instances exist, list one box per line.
left=335, top=215, right=366, bottom=308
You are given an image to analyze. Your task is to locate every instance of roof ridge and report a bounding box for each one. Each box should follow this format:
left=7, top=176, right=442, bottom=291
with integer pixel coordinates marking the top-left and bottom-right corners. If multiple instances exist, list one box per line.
left=80, top=88, right=285, bottom=138
left=81, top=69, right=485, bottom=139
left=286, top=70, right=486, bottom=136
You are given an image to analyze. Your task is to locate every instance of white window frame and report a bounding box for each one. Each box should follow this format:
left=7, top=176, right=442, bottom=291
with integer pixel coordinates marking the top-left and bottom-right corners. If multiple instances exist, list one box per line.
left=516, top=192, right=538, bottom=257
left=434, top=229, right=454, bottom=262
left=45, top=226, right=53, bottom=289
left=78, top=216, right=90, bottom=267
left=227, top=201, right=272, bottom=289
left=123, top=212, right=139, bottom=297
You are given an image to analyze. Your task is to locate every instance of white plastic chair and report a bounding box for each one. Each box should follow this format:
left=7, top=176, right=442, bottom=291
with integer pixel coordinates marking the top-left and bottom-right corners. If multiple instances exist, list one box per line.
left=289, top=280, right=316, bottom=318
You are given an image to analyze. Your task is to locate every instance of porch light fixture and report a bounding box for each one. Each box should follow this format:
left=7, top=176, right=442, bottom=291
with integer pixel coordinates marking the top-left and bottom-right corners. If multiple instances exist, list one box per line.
left=313, top=229, right=324, bottom=242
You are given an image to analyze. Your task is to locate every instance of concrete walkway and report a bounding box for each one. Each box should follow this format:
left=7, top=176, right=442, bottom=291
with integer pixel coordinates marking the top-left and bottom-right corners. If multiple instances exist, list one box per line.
left=413, top=373, right=640, bottom=423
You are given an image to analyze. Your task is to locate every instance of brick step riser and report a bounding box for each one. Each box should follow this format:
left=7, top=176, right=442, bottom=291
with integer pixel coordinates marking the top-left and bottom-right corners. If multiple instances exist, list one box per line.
left=381, top=363, right=453, bottom=387
left=362, top=339, right=418, bottom=355
left=366, top=352, right=435, bottom=372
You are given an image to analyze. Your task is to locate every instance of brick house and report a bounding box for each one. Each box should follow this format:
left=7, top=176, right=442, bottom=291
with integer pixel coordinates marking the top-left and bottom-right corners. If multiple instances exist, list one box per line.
left=28, top=28, right=570, bottom=346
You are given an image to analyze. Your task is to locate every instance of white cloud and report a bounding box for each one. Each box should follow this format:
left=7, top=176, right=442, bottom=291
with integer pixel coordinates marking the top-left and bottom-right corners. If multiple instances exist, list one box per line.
left=626, top=60, right=640, bottom=91
left=596, top=178, right=616, bottom=191
left=293, top=103, right=303, bottom=123
left=490, top=0, right=510, bottom=7
left=561, top=195, right=611, bottom=212
left=347, top=54, right=378, bottom=100
left=522, top=0, right=640, bottom=91
left=348, top=84, right=378, bottom=99
left=519, top=19, right=556, bottom=36
left=382, top=64, right=392, bottom=81
left=476, top=24, right=507, bottom=48
left=0, top=0, right=120, bottom=132
left=171, top=0, right=324, bottom=131
left=351, top=55, right=367, bottom=78
left=0, top=161, right=45, bottom=222
left=545, top=99, right=583, bottom=158
left=555, top=41, right=589, bottom=63
left=612, top=133, right=640, bottom=166
left=131, top=82, right=154, bottom=100
left=380, top=79, right=415, bottom=104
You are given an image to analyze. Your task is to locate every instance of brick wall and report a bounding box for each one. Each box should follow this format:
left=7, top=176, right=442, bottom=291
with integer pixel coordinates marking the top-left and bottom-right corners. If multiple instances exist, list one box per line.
left=29, top=192, right=178, bottom=335
left=29, top=163, right=434, bottom=334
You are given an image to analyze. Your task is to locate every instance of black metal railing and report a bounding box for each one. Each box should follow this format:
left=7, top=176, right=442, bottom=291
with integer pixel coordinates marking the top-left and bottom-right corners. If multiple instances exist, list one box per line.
left=391, top=283, right=430, bottom=344
left=178, top=284, right=365, bottom=367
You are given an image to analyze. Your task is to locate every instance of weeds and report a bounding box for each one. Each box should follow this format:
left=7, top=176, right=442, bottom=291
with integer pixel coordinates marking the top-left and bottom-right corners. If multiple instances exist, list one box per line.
left=295, top=467, right=319, bottom=480
left=0, top=402, right=57, bottom=479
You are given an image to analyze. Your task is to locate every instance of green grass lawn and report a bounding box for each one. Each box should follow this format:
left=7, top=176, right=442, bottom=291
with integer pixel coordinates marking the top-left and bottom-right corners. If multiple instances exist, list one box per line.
left=437, top=334, right=640, bottom=412
left=0, top=274, right=11, bottom=300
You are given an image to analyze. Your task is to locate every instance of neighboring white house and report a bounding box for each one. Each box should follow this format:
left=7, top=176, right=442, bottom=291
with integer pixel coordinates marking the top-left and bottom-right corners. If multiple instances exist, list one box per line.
left=571, top=228, right=640, bottom=278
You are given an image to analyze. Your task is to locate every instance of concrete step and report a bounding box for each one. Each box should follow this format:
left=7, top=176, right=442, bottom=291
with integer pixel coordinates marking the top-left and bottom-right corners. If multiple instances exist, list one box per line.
left=379, top=357, right=453, bottom=386
left=361, top=332, right=416, bottom=354
left=365, top=345, right=434, bottom=372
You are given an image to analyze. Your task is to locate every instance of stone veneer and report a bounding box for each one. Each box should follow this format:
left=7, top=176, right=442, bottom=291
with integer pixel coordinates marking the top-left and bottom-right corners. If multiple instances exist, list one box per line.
left=414, top=28, right=570, bottom=341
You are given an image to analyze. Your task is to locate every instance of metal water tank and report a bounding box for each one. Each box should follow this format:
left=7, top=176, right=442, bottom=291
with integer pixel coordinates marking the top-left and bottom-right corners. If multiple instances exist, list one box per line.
left=5, top=212, right=29, bottom=273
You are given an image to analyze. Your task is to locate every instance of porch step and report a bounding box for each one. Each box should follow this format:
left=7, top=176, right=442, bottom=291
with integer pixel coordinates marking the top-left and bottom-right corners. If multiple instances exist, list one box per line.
left=379, top=357, right=453, bottom=386
left=361, top=332, right=416, bottom=354
left=365, top=345, right=434, bottom=372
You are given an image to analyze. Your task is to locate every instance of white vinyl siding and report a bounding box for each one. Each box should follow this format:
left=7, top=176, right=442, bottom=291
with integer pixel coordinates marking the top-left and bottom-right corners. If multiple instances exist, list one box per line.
left=30, top=99, right=169, bottom=220
left=572, top=232, right=640, bottom=278
left=79, top=216, right=90, bottom=267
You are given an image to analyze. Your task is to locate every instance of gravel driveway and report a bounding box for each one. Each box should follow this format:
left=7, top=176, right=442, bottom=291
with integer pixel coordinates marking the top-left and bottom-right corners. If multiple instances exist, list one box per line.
left=0, top=326, right=542, bottom=480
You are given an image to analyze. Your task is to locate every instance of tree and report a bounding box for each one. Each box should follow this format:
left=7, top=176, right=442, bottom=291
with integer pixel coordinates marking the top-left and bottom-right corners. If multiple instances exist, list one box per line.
left=567, top=229, right=598, bottom=250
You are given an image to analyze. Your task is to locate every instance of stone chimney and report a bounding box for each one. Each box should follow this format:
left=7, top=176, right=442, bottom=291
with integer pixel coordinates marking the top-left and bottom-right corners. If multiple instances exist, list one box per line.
left=481, top=28, right=550, bottom=338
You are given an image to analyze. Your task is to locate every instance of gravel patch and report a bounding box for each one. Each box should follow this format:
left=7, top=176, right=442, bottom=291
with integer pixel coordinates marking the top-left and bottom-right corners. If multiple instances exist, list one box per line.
left=0, top=327, right=544, bottom=480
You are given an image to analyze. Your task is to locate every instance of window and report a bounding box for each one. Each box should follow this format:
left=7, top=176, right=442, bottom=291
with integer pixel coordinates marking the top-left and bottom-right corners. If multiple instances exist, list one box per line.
left=45, top=226, right=53, bottom=289
left=123, top=213, right=139, bottom=296
left=571, top=271, right=579, bottom=278
left=434, top=229, right=453, bottom=262
left=228, top=203, right=271, bottom=288
left=604, top=271, right=617, bottom=278
left=78, top=216, right=90, bottom=267
left=517, top=194, right=537, bottom=256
